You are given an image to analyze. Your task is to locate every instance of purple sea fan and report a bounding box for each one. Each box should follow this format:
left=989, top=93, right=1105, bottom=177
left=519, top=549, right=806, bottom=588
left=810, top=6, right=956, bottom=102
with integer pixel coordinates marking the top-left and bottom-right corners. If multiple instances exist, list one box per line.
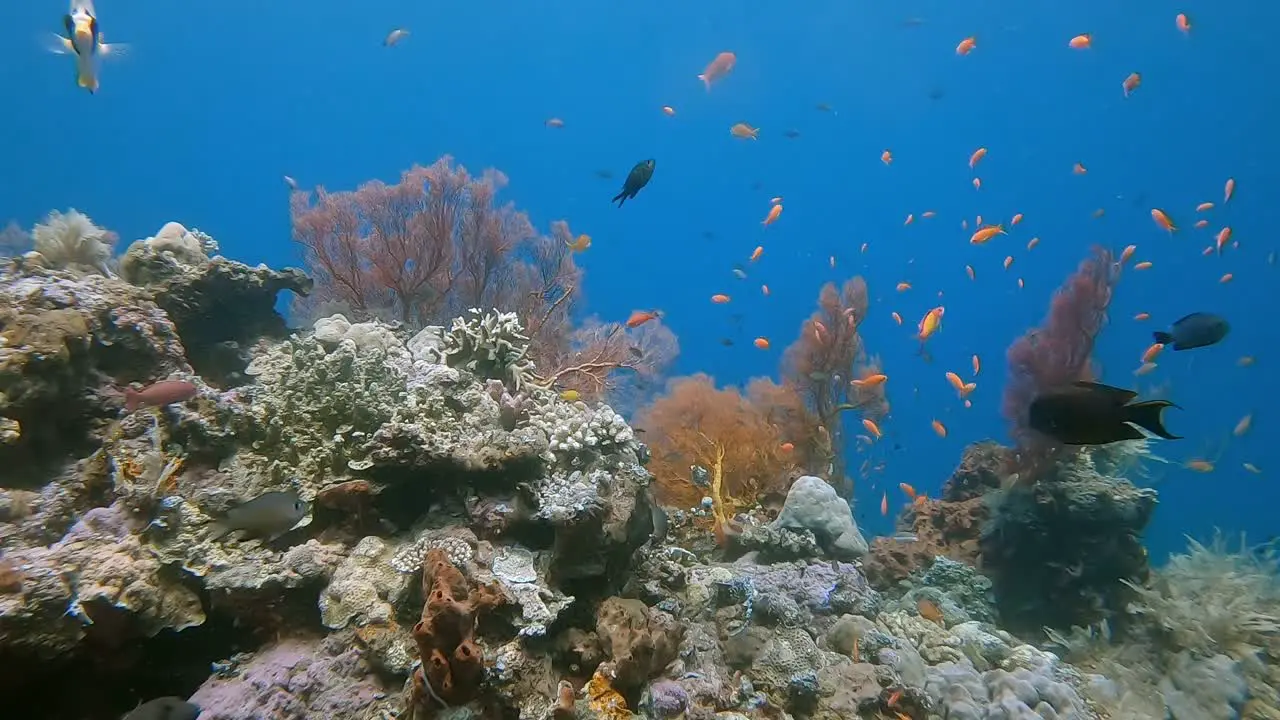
left=645, top=679, right=689, bottom=718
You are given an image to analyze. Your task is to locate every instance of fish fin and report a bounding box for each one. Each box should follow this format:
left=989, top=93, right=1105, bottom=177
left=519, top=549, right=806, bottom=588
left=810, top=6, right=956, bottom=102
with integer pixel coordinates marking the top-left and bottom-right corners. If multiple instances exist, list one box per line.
left=1125, top=400, right=1182, bottom=440
left=99, top=41, right=129, bottom=58
left=206, top=522, right=232, bottom=541
left=45, top=33, right=74, bottom=54
left=612, top=191, right=627, bottom=207
left=1072, top=381, right=1137, bottom=404
left=697, top=73, right=710, bottom=91
left=1152, top=331, right=1174, bottom=345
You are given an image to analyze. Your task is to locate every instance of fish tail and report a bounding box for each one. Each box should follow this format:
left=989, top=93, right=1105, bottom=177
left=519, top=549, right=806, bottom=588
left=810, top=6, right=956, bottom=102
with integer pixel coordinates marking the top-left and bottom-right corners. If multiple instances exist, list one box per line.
left=612, top=191, right=627, bottom=207
left=123, top=388, right=139, bottom=412
left=698, top=73, right=710, bottom=91
left=1152, top=331, right=1174, bottom=345
left=1126, top=400, right=1182, bottom=440
left=206, top=521, right=232, bottom=541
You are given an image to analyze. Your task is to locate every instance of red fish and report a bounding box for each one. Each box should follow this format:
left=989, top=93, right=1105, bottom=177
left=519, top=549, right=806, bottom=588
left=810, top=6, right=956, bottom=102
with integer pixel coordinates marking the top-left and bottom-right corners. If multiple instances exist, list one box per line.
left=124, top=380, right=198, bottom=412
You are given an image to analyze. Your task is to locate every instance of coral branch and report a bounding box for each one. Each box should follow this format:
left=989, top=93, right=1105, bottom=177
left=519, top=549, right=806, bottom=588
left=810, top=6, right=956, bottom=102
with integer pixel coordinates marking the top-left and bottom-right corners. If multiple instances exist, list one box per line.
left=1002, top=246, right=1119, bottom=478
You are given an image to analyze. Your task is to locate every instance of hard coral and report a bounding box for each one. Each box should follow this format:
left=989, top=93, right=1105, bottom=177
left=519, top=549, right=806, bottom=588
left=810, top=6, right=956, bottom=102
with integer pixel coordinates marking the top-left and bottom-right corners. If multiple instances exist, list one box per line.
left=409, top=548, right=504, bottom=714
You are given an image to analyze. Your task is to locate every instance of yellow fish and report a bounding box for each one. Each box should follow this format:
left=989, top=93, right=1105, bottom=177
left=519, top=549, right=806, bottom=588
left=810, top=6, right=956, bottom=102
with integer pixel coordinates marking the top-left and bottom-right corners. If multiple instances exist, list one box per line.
left=566, top=233, right=591, bottom=252
left=48, top=1, right=128, bottom=93
left=559, top=390, right=581, bottom=402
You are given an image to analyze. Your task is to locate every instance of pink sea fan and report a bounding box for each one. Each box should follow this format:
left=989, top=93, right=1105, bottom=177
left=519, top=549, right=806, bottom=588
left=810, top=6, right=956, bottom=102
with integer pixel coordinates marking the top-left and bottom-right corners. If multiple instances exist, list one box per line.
left=1002, top=246, right=1118, bottom=465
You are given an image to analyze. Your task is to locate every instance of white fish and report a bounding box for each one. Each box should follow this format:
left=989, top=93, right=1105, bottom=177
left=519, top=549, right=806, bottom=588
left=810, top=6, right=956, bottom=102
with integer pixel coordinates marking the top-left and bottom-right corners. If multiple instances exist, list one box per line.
left=384, top=28, right=409, bottom=47
left=47, top=1, right=128, bottom=93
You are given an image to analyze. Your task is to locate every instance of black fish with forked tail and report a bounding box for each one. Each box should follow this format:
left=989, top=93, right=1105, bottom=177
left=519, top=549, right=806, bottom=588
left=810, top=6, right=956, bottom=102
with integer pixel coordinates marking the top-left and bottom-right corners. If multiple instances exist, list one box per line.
left=612, top=159, right=655, bottom=207
left=1028, top=381, right=1182, bottom=445
left=1153, top=312, right=1229, bottom=351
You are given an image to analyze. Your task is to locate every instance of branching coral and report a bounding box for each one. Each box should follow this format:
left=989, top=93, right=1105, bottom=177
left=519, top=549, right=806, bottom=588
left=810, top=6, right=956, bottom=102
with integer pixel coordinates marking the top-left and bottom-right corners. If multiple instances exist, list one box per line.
left=1002, top=246, right=1118, bottom=480
left=441, top=308, right=537, bottom=391
left=781, top=277, right=887, bottom=493
left=409, top=549, right=505, bottom=717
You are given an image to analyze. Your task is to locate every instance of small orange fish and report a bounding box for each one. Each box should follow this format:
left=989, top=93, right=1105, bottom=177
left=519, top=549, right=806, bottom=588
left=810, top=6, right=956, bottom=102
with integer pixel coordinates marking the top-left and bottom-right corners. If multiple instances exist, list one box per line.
left=661, top=105, right=676, bottom=116
left=1234, top=413, right=1252, bottom=436
left=750, top=245, right=764, bottom=262
left=1134, top=312, right=1150, bottom=321
left=970, top=225, right=1006, bottom=244
left=730, top=123, right=759, bottom=140
left=964, top=265, right=975, bottom=280
left=1003, top=256, right=1014, bottom=270
left=956, top=36, right=976, bottom=55
left=882, top=149, right=893, bottom=165
left=1176, top=13, right=1191, bottom=33
left=1011, top=213, right=1024, bottom=226
left=904, top=213, right=915, bottom=226
left=852, top=373, right=888, bottom=388
left=863, top=418, right=883, bottom=439
left=1215, top=227, right=1232, bottom=254
left=931, top=419, right=947, bottom=437
left=1185, top=459, right=1214, bottom=473
left=1194, top=219, right=1209, bottom=229
left=1151, top=209, right=1176, bottom=232
left=880, top=492, right=888, bottom=515
left=626, top=310, right=662, bottom=328
left=1224, top=178, right=1235, bottom=202
left=896, top=282, right=912, bottom=292
left=761, top=284, right=770, bottom=296
left=1142, top=343, right=1164, bottom=364
left=1134, top=362, right=1157, bottom=376
left=780, top=441, right=795, bottom=453
left=891, top=311, right=902, bottom=325
left=566, top=233, right=592, bottom=252
left=1220, top=273, right=1233, bottom=283
left=1073, top=162, right=1088, bottom=174
left=917, top=306, right=945, bottom=341
left=1026, top=237, right=1040, bottom=250
left=917, top=598, right=945, bottom=626
left=969, top=147, right=987, bottom=169
left=762, top=204, right=783, bottom=225
left=922, top=211, right=936, bottom=218
left=972, top=355, right=980, bottom=375
left=972, top=177, right=982, bottom=190
left=1069, top=34, right=1092, bottom=49
left=1123, top=72, right=1141, bottom=97
left=753, top=337, right=770, bottom=350
left=710, top=294, right=731, bottom=304
left=1196, top=202, right=1214, bottom=212
left=1134, top=261, right=1153, bottom=270
left=945, top=371, right=969, bottom=396
left=899, top=482, right=917, bottom=499
left=1121, top=245, right=1137, bottom=264
left=698, top=51, right=736, bottom=91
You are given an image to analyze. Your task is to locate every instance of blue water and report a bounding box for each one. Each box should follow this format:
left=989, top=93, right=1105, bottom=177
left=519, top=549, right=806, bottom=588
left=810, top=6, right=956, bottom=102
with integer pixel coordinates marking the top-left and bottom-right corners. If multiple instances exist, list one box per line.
left=2, top=1, right=1275, bottom=561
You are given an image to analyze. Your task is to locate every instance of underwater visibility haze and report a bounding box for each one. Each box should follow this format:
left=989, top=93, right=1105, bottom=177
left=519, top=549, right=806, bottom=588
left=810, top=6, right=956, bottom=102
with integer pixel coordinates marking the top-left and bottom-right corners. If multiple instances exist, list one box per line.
left=0, top=1, right=1277, bottom=719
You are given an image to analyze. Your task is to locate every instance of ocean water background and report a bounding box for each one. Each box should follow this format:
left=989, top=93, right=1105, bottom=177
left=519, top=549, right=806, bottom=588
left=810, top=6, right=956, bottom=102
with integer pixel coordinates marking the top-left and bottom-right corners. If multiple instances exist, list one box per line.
left=1, top=0, right=1275, bottom=561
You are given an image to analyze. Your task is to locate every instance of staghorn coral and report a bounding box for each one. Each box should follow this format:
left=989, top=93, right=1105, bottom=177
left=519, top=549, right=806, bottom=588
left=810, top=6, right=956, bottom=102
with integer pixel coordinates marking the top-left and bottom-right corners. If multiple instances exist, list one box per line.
left=1002, top=246, right=1118, bottom=480
left=781, top=277, right=887, bottom=494
left=409, top=548, right=504, bottom=714
left=30, top=209, right=117, bottom=276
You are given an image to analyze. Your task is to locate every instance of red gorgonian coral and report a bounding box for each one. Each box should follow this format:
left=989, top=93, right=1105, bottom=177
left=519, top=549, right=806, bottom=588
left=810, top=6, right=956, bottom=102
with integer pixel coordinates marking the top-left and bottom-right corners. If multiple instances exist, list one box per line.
left=1002, top=246, right=1119, bottom=477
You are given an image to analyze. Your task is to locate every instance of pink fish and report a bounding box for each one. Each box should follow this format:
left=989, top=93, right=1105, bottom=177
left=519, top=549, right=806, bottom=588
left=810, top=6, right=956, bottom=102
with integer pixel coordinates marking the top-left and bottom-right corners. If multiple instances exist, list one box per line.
left=124, top=380, right=198, bottom=412
left=698, top=51, right=736, bottom=91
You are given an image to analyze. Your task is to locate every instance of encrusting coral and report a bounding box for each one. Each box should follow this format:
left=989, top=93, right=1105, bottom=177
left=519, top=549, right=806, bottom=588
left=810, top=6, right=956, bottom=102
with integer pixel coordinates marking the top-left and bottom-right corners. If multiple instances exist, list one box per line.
left=408, top=548, right=504, bottom=716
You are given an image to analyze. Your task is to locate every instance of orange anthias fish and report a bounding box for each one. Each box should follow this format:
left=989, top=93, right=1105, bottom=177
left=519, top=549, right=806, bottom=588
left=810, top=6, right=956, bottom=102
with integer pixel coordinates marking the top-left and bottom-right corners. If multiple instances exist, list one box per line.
left=1069, top=34, right=1092, bottom=49
left=750, top=245, right=764, bottom=262
left=917, top=598, right=945, bottom=626
left=626, top=310, right=661, bottom=328
left=1224, top=178, right=1236, bottom=202
left=956, top=36, right=976, bottom=55
left=932, top=419, right=948, bottom=437
left=753, top=337, right=770, bottom=350
left=969, top=147, right=987, bottom=169
left=698, top=51, right=736, bottom=91
left=730, top=123, right=759, bottom=140
left=899, top=482, right=917, bottom=499
left=852, top=373, right=888, bottom=388
left=917, top=307, right=945, bottom=341
left=1151, top=208, right=1176, bottom=233
left=862, top=418, right=883, bottom=439
left=1176, top=13, right=1191, bottom=33
left=970, top=225, right=1006, bottom=244
left=566, top=233, right=591, bottom=252
left=880, top=492, right=888, bottom=515
left=1123, top=72, right=1142, bottom=97
left=762, top=204, right=783, bottom=225
left=881, top=149, right=893, bottom=165
left=710, top=294, right=731, bottom=304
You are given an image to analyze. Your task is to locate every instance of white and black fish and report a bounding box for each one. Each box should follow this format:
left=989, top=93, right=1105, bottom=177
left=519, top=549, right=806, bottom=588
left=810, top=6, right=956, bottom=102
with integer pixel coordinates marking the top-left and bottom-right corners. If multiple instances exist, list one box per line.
left=208, top=490, right=308, bottom=541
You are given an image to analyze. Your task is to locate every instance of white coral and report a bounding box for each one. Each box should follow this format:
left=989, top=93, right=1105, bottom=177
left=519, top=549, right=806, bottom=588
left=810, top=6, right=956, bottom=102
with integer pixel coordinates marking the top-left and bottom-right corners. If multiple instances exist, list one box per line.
left=441, top=308, right=536, bottom=390
left=31, top=208, right=115, bottom=275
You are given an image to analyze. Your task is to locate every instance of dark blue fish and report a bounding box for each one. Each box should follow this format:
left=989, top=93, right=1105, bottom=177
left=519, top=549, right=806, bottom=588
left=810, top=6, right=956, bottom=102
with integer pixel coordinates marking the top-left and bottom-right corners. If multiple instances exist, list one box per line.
left=1153, top=312, right=1229, bottom=351
left=612, top=159, right=655, bottom=207
left=1029, top=381, right=1181, bottom=445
